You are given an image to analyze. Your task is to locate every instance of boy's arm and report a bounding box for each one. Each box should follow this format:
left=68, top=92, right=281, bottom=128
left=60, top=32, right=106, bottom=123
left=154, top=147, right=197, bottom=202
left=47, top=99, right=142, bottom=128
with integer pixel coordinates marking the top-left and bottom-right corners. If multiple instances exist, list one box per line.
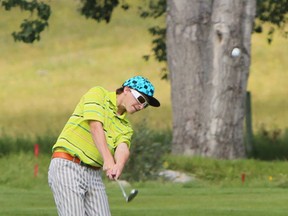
left=112, top=143, right=130, bottom=179
left=89, top=120, right=115, bottom=179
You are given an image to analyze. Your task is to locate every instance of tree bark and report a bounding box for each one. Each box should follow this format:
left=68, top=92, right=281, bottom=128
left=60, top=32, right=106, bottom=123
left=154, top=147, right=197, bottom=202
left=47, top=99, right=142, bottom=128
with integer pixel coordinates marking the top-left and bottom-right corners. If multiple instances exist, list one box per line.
left=166, top=0, right=256, bottom=159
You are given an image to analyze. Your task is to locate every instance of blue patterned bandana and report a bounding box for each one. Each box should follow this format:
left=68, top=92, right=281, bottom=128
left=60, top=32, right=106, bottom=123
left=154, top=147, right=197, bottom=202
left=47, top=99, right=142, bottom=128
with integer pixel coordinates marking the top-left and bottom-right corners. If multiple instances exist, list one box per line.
left=122, top=76, right=160, bottom=107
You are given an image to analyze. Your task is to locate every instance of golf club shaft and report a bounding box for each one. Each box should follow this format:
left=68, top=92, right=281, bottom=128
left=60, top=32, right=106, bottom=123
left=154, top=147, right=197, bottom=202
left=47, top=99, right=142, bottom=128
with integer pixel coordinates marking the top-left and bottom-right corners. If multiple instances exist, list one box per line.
left=116, top=180, right=127, bottom=198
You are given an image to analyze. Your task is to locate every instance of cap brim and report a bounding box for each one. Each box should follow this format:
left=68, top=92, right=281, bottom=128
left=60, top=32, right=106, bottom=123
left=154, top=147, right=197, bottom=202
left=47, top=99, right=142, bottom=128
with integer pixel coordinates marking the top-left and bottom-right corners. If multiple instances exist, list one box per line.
left=146, top=95, right=160, bottom=107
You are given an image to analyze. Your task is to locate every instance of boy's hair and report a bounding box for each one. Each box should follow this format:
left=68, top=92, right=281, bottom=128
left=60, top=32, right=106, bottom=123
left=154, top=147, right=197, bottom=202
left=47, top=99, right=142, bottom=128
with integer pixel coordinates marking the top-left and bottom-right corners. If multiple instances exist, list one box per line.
left=116, top=86, right=124, bottom=95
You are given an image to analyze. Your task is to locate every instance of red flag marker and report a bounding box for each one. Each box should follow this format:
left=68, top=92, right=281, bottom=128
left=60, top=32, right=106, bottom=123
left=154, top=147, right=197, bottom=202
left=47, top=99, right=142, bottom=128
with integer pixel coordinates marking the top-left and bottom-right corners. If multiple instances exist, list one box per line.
left=34, top=144, right=39, bottom=177
left=241, top=173, right=246, bottom=184
left=34, top=144, right=39, bottom=157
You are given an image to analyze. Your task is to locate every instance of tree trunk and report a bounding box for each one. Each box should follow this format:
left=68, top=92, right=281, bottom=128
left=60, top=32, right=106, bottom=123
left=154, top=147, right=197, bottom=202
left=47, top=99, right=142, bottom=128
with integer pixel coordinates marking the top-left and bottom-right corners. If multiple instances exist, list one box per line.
left=166, top=0, right=256, bottom=159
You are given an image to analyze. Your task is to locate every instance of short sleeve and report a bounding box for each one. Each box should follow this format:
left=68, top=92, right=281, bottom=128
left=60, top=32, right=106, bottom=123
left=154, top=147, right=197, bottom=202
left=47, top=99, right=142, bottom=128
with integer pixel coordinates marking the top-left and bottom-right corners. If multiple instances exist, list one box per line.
left=115, top=129, right=133, bottom=149
left=82, top=87, right=106, bottom=123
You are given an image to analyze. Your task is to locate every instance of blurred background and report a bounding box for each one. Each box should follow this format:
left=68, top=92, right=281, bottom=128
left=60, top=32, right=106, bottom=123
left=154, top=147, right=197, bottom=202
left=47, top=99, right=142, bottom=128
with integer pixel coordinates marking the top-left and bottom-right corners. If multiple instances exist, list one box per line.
left=0, top=0, right=287, bottom=137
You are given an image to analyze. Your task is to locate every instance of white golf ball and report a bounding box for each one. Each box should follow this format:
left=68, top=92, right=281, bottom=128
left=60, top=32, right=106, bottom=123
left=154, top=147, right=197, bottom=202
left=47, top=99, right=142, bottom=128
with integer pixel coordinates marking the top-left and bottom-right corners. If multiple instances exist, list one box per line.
left=231, top=48, right=241, bottom=57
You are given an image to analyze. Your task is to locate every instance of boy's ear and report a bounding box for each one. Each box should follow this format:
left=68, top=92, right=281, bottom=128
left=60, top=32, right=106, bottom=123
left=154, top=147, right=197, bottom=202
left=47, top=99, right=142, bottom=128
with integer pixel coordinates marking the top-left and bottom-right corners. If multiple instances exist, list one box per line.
left=123, top=86, right=131, bottom=93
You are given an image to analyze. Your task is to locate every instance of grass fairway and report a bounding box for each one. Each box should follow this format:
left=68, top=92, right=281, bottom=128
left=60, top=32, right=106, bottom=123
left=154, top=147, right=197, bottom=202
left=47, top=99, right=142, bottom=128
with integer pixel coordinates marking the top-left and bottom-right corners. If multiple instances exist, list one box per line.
left=1, top=184, right=288, bottom=216
left=110, top=185, right=288, bottom=216
left=0, top=186, right=55, bottom=216
left=1, top=154, right=288, bottom=215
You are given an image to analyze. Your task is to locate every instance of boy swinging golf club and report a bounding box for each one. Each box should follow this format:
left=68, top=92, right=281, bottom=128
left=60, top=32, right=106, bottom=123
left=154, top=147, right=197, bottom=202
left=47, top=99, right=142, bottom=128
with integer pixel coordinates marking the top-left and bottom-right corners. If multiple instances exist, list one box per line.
left=48, top=76, right=160, bottom=216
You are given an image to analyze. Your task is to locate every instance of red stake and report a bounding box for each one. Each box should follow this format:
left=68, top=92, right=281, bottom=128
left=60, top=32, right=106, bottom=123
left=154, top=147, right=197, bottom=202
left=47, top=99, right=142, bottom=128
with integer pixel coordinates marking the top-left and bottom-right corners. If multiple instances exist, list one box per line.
left=34, top=144, right=39, bottom=177
left=241, top=173, right=246, bottom=184
left=34, top=144, right=39, bottom=157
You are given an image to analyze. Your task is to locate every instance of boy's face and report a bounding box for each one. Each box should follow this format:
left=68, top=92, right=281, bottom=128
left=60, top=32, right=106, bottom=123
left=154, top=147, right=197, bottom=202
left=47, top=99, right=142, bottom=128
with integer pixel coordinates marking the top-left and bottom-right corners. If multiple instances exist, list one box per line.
left=124, top=87, right=148, bottom=114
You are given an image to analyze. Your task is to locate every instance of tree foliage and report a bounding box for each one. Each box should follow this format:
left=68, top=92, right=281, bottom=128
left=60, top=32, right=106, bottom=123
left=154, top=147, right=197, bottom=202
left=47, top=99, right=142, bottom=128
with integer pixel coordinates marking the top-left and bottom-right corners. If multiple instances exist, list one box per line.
left=79, top=0, right=129, bottom=22
left=255, top=0, right=288, bottom=43
left=1, top=0, right=51, bottom=43
left=139, top=0, right=167, bottom=78
left=1, top=0, right=287, bottom=65
left=0, top=0, right=129, bottom=42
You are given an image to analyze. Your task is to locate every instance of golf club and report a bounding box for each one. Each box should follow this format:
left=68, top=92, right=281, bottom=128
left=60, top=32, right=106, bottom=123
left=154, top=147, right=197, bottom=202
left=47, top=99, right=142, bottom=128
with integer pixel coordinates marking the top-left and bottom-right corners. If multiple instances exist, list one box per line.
left=116, top=179, right=138, bottom=202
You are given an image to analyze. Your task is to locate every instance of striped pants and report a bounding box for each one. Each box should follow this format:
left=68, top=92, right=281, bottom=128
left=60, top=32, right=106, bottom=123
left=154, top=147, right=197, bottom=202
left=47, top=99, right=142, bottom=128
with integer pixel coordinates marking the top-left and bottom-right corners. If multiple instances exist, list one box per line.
left=48, top=158, right=111, bottom=216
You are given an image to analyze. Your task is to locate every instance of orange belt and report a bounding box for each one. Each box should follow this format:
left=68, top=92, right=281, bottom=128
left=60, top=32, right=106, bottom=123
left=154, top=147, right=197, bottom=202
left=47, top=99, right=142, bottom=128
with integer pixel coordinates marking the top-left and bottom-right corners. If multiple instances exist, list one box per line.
left=52, top=152, right=101, bottom=170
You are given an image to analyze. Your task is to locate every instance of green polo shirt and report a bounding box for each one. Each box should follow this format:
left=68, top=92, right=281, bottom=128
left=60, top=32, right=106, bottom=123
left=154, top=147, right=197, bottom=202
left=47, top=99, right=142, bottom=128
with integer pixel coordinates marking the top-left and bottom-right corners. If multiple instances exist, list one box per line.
left=52, top=86, right=133, bottom=167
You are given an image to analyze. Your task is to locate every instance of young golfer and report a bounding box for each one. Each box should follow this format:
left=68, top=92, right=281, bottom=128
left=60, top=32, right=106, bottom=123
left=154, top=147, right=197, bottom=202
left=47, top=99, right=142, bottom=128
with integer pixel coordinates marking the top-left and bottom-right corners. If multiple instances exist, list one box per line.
left=48, top=76, right=160, bottom=216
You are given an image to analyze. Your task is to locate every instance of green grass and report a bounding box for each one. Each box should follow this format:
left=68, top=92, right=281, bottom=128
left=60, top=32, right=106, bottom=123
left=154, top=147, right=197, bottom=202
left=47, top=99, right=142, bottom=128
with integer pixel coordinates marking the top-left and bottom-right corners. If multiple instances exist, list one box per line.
left=0, top=186, right=55, bottom=216
left=111, top=186, right=288, bottom=216
left=248, top=31, right=288, bottom=131
left=165, top=155, right=288, bottom=187
left=1, top=153, right=288, bottom=215
left=1, top=182, right=288, bottom=215
left=0, top=0, right=170, bottom=137
left=0, top=1, right=287, bottom=137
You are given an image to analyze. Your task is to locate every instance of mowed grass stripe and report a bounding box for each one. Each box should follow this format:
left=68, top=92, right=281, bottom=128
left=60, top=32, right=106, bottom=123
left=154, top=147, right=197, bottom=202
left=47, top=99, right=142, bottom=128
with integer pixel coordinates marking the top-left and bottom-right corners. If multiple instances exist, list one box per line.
left=1, top=186, right=288, bottom=216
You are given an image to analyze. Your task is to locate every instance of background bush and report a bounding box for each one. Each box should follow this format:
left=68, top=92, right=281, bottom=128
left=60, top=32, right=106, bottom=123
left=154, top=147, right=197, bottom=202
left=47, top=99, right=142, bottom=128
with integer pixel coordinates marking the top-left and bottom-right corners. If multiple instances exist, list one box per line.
left=1, top=125, right=288, bottom=182
left=0, top=132, right=56, bottom=157
left=0, top=124, right=173, bottom=182
left=250, top=127, right=288, bottom=160
left=123, top=122, right=172, bottom=181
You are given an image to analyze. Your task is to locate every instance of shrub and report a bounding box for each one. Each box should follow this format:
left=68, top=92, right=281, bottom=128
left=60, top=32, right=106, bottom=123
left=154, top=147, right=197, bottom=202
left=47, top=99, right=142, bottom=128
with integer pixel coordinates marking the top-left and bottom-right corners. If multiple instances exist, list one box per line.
left=0, top=125, right=173, bottom=181
left=0, top=134, right=33, bottom=156
left=122, top=123, right=172, bottom=181
left=0, top=132, right=57, bottom=157
left=250, top=127, right=288, bottom=160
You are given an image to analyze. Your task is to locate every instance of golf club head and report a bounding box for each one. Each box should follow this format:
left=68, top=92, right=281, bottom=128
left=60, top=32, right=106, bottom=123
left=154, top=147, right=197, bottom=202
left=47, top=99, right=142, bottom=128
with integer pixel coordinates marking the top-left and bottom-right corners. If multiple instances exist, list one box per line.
left=126, top=189, right=138, bottom=202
